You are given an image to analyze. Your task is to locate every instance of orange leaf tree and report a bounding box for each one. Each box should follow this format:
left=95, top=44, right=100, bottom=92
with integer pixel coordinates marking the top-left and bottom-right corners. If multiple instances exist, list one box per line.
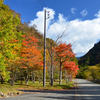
left=63, top=61, right=79, bottom=82
left=20, top=33, right=43, bottom=85
left=55, top=43, right=76, bottom=84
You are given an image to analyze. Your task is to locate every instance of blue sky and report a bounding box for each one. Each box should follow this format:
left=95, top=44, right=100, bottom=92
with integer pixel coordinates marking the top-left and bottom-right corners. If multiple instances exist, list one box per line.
left=4, top=0, right=100, bottom=57
left=4, top=0, right=100, bottom=22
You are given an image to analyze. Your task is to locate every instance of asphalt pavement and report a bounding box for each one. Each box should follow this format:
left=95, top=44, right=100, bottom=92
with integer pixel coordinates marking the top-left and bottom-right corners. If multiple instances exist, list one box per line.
left=1, top=79, right=100, bottom=100
left=0, top=89, right=76, bottom=100
left=74, top=78, right=100, bottom=100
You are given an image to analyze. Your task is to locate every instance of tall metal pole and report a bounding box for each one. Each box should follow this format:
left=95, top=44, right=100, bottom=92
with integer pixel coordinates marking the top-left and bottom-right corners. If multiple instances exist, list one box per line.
left=43, top=9, right=46, bottom=87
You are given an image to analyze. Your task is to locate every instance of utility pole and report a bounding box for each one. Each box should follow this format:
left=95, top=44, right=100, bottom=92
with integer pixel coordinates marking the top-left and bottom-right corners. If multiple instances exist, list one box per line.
left=43, top=9, right=50, bottom=87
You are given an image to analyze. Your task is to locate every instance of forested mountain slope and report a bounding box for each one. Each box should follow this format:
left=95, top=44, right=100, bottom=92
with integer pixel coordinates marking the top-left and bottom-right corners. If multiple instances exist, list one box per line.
left=78, top=41, right=100, bottom=65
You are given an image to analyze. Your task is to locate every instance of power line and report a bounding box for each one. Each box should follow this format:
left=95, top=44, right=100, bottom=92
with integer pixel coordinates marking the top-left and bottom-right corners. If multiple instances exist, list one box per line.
left=37, top=0, right=44, bottom=8
left=40, top=0, right=47, bottom=7
left=37, top=0, right=47, bottom=8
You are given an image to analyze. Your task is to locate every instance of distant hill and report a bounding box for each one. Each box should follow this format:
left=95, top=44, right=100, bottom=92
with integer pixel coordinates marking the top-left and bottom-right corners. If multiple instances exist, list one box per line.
left=76, top=57, right=81, bottom=60
left=78, top=41, right=100, bottom=66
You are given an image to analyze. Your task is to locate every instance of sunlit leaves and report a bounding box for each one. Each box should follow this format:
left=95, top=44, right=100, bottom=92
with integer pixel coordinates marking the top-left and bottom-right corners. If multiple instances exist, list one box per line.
left=63, top=61, right=79, bottom=77
left=55, top=43, right=75, bottom=62
left=20, top=33, right=43, bottom=70
left=55, top=43, right=78, bottom=78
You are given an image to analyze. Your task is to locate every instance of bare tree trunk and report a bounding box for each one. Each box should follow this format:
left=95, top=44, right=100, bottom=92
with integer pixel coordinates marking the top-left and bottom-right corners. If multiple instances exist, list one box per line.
left=25, top=69, right=29, bottom=85
left=68, top=76, right=70, bottom=83
left=59, top=58, right=62, bottom=85
left=9, top=79, right=15, bottom=86
left=64, top=71, right=68, bottom=84
left=21, top=77, right=23, bottom=85
left=33, top=73, right=35, bottom=83
left=38, top=77, right=41, bottom=83
left=70, top=73, right=72, bottom=82
left=1, top=76, right=3, bottom=84
left=9, top=68, right=17, bottom=86
left=25, top=75, right=29, bottom=85
left=66, top=76, right=68, bottom=84
left=51, top=43, right=53, bottom=86
left=68, top=74, right=71, bottom=83
left=31, top=72, right=35, bottom=83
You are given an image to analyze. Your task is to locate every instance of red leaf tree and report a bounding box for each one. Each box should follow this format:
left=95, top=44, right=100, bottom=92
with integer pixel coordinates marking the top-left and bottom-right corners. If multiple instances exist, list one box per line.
left=55, top=43, right=76, bottom=84
left=63, top=61, right=79, bottom=81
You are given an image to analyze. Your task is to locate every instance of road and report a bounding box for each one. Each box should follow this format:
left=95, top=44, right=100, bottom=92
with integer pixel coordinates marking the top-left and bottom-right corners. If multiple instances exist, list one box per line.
left=74, top=78, right=100, bottom=100
left=1, top=79, right=100, bottom=100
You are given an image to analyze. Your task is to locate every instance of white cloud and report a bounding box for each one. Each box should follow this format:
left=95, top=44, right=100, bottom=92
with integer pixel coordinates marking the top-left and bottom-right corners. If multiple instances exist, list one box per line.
left=29, top=7, right=55, bottom=33
left=80, top=9, right=88, bottom=17
left=71, top=7, right=77, bottom=14
left=67, top=18, right=100, bottom=56
left=47, top=13, right=68, bottom=40
left=29, top=8, right=100, bottom=57
left=94, top=10, right=100, bottom=18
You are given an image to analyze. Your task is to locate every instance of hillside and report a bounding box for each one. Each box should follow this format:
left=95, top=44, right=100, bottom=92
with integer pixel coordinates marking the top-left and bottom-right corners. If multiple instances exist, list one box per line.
left=76, top=57, right=81, bottom=60
left=78, top=41, right=100, bottom=66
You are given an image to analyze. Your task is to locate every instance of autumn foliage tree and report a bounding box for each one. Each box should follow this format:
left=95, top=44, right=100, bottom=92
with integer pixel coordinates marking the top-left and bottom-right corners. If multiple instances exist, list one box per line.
left=63, top=61, right=79, bottom=82
left=20, top=33, right=43, bottom=85
left=55, top=43, right=76, bottom=84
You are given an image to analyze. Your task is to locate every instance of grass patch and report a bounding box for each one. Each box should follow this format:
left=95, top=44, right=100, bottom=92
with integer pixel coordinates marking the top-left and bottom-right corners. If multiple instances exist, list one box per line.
left=0, top=81, right=74, bottom=96
left=54, top=81, right=74, bottom=90
left=14, top=81, right=74, bottom=90
left=0, top=83, right=23, bottom=95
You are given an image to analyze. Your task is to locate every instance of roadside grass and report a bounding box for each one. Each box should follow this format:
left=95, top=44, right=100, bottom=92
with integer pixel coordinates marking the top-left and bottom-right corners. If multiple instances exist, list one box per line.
left=0, top=83, right=23, bottom=95
left=91, top=80, right=100, bottom=84
left=0, top=80, right=74, bottom=96
left=13, top=80, right=74, bottom=90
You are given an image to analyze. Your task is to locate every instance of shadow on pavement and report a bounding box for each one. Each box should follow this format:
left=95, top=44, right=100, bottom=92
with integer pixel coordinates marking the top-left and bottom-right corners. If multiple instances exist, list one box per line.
left=18, top=89, right=75, bottom=94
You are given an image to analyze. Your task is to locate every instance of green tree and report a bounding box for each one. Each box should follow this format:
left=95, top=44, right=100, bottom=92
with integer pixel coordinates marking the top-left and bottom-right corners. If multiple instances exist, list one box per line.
left=0, top=1, right=22, bottom=83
